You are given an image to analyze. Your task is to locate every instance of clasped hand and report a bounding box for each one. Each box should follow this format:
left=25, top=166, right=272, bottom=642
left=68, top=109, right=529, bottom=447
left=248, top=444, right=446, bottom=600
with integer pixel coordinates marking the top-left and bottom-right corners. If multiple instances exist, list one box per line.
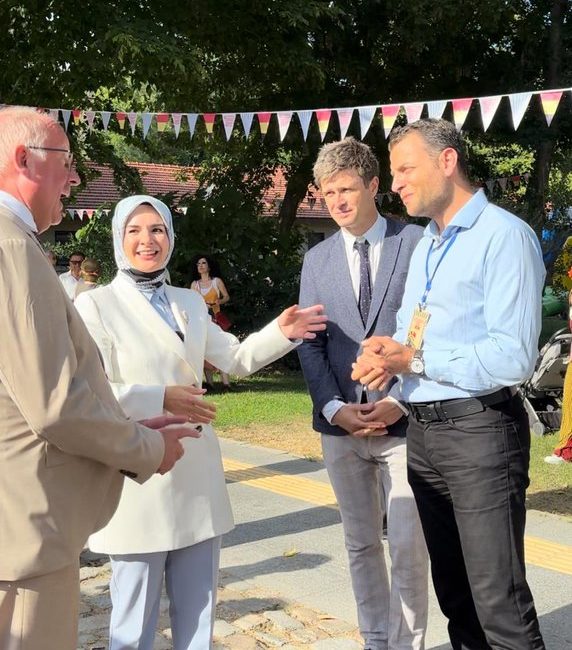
left=164, top=385, right=217, bottom=423
left=351, top=336, right=414, bottom=391
left=139, top=414, right=202, bottom=475
left=332, top=399, right=404, bottom=438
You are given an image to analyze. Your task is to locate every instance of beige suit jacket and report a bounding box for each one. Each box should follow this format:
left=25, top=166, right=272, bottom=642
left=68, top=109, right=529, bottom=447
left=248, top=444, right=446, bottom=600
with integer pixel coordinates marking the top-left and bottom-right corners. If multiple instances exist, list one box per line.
left=0, top=208, right=164, bottom=581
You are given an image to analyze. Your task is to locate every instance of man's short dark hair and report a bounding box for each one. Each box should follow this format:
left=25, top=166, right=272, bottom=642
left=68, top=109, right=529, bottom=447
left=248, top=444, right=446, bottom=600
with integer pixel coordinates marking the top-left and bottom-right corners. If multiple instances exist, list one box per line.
left=69, top=251, right=85, bottom=260
left=389, top=119, right=469, bottom=178
left=313, top=137, right=379, bottom=188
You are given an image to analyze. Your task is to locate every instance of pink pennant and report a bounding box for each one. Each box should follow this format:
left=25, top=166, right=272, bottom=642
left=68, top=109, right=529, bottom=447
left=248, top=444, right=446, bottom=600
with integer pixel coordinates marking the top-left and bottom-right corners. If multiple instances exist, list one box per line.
left=316, top=109, right=331, bottom=141
left=380, top=104, right=400, bottom=138
left=257, top=112, right=272, bottom=135
left=404, top=102, right=424, bottom=124
left=451, top=98, right=473, bottom=130
left=539, top=91, right=562, bottom=126
left=156, top=113, right=170, bottom=132
left=203, top=113, right=216, bottom=134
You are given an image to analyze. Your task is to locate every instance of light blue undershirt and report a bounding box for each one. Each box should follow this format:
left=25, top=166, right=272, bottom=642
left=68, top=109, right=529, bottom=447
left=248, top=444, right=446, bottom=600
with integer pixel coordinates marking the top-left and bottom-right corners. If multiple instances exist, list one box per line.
left=390, top=190, right=546, bottom=403
left=140, top=284, right=180, bottom=333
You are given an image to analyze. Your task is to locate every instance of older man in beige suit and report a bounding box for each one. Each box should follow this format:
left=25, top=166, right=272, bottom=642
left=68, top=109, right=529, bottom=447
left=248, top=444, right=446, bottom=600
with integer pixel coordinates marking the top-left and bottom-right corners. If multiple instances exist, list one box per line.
left=0, top=107, right=200, bottom=650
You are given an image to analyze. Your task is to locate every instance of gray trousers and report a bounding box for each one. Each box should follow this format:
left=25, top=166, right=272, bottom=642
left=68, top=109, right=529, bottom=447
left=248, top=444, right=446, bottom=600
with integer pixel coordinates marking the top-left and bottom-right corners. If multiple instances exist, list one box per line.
left=322, top=434, right=428, bottom=650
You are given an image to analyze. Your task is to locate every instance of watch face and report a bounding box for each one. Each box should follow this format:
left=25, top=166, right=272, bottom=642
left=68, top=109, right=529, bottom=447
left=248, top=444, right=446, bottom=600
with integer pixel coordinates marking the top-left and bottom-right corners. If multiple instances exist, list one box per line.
left=411, top=357, right=424, bottom=374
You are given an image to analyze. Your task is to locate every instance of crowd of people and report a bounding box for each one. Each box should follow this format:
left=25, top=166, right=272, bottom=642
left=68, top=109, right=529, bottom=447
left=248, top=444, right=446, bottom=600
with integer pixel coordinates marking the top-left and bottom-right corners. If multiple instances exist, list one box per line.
left=0, top=106, right=560, bottom=650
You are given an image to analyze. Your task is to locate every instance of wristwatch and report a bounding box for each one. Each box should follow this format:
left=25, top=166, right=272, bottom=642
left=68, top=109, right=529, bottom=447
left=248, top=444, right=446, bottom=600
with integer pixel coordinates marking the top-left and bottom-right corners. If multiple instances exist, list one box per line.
left=409, top=349, right=425, bottom=375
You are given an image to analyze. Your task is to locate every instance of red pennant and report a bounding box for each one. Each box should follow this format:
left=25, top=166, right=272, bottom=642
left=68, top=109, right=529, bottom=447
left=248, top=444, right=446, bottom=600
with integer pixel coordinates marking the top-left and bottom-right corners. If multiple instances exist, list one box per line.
left=116, top=112, right=127, bottom=129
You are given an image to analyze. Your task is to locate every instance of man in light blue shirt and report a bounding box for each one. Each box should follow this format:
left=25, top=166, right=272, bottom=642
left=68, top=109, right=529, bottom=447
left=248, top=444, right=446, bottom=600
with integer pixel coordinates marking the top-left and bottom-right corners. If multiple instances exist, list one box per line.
left=352, top=119, right=546, bottom=650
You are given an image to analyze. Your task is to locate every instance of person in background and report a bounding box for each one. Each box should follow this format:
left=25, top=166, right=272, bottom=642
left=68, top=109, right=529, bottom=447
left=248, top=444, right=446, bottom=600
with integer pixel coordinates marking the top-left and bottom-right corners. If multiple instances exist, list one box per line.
left=59, top=249, right=85, bottom=299
left=44, top=248, right=57, bottom=267
left=74, top=257, right=101, bottom=299
left=75, top=195, right=327, bottom=650
left=0, top=107, right=196, bottom=650
left=191, top=254, right=232, bottom=391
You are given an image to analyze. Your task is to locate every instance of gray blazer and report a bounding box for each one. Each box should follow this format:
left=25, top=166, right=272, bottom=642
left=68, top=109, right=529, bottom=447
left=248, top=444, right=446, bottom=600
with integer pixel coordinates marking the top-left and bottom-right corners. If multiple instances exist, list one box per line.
left=298, top=217, right=423, bottom=436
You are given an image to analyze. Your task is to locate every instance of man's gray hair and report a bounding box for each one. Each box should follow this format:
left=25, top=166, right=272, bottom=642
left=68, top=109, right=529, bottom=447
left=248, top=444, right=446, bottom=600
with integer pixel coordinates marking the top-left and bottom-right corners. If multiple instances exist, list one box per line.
left=0, top=107, right=61, bottom=175
left=313, top=137, right=379, bottom=188
left=389, top=118, right=469, bottom=178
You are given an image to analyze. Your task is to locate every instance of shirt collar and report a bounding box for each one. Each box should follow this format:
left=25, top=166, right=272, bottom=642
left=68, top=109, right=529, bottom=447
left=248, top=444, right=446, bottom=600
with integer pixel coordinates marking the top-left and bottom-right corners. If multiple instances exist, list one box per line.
left=424, top=189, right=488, bottom=242
left=0, top=191, right=38, bottom=232
left=341, top=213, right=386, bottom=247
left=140, top=283, right=167, bottom=302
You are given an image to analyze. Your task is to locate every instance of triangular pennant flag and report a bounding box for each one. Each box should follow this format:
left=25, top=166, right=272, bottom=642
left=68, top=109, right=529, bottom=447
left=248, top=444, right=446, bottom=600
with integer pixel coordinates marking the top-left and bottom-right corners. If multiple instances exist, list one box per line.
left=142, top=113, right=153, bottom=139
left=511, top=175, right=521, bottom=188
left=485, top=180, right=495, bottom=194
left=239, top=113, right=254, bottom=138
left=72, top=109, right=83, bottom=126
left=523, top=172, right=531, bottom=182
left=221, top=113, right=236, bottom=140
left=127, top=111, right=138, bottom=135
left=85, top=110, right=96, bottom=129
left=156, top=113, right=170, bottom=132
left=296, top=110, right=312, bottom=141
left=186, top=114, right=198, bottom=137
left=427, top=100, right=448, bottom=119
left=67, top=209, right=74, bottom=219
left=540, top=91, right=562, bottom=126
left=451, top=98, right=473, bottom=131
left=257, top=112, right=272, bottom=135
left=171, top=113, right=182, bottom=138
left=478, top=95, right=502, bottom=131
left=277, top=111, right=293, bottom=141
left=49, top=109, right=59, bottom=122
left=358, top=106, right=377, bottom=138
left=116, top=112, right=127, bottom=129
left=508, top=92, right=532, bottom=129
left=315, top=109, right=331, bottom=141
left=336, top=108, right=353, bottom=139
left=380, top=104, right=400, bottom=138
left=404, top=102, right=424, bottom=124
left=61, top=110, right=71, bottom=130
left=203, top=113, right=216, bottom=135
left=85, top=209, right=94, bottom=219
left=498, top=177, right=508, bottom=190
left=100, top=111, right=111, bottom=130
left=178, top=206, right=188, bottom=215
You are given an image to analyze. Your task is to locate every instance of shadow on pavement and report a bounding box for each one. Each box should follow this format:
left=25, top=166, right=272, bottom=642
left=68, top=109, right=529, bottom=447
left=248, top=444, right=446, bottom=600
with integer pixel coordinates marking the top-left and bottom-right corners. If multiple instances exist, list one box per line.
left=221, top=552, right=330, bottom=584
left=527, top=486, right=572, bottom=517
left=222, top=505, right=341, bottom=548
left=538, top=601, right=572, bottom=648
left=225, top=457, right=326, bottom=482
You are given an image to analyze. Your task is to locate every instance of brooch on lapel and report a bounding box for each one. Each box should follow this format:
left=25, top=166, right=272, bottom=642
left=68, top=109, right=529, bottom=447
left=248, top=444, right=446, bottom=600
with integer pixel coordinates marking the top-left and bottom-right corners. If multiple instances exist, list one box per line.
left=181, top=310, right=189, bottom=324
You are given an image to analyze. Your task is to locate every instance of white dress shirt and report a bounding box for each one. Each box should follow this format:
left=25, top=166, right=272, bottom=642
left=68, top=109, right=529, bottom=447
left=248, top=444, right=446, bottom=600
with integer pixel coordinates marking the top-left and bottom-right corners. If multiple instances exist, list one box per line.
left=0, top=191, right=37, bottom=232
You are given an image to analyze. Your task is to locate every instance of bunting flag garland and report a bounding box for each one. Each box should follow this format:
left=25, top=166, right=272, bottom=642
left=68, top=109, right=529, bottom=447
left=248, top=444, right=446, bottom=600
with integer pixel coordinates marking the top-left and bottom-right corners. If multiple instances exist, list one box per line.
left=451, top=98, right=473, bottom=131
left=316, top=109, right=331, bottom=140
left=508, top=92, right=532, bottom=129
left=156, top=113, right=169, bottom=132
left=277, top=111, right=293, bottom=141
left=21, top=85, right=572, bottom=144
left=427, top=100, right=447, bottom=119
left=478, top=95, right=502, bottom=131
left=358, top=105, right=377, bottom=138
left=222, top=113, right=236, bottom=140
left=240, top=112, right=254, bottom=138
left=186, top=113, right=198, bottom=137
left=540, top=91, right=562, bottom=126
left=203, top=113, right=215, bottom=135
left=380, top=104, right=400, bottom=139
left=116, top=112, right=126, bottom=129
left=336, top=108, right=354, bottom=139
left=257, top=112, right=271, bottom=135
left=404, top=102, right=424, bottom=124
left=297, top=110, right=312, bottom=141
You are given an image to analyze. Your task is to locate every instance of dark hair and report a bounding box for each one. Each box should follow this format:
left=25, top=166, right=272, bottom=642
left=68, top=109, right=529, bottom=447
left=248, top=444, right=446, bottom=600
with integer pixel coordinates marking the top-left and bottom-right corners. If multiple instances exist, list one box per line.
left=189, top=253, right=223, bottom=282
left=389, top=118, right=469, bottom=178
left=313, top=136, right=379, bottom=188
left=69, top=250, right=85, bottom=260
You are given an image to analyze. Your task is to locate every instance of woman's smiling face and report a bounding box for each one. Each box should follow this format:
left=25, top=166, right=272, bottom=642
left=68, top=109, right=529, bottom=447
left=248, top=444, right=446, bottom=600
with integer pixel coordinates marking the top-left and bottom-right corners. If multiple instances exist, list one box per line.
left=123, top=204, right=169, bottom=272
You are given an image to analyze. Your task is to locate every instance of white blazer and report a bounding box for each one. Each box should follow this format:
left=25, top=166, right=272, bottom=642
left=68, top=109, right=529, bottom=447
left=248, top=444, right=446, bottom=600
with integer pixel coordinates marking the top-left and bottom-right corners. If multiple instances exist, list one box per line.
left=75, top=275, right=296, bottom=554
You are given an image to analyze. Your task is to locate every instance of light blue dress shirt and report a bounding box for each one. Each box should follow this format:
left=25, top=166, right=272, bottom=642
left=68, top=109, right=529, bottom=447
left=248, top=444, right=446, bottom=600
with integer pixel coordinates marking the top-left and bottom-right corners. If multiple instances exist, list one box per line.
left=392, top=190, right=546, bottom=403
left=140, top=285, right=181, bottom=333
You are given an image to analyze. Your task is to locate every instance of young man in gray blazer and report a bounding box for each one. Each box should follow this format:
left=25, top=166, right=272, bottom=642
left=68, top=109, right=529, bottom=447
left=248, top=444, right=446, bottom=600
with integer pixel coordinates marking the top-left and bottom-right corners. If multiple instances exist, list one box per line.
left=298, top=137, right=428, bottom=650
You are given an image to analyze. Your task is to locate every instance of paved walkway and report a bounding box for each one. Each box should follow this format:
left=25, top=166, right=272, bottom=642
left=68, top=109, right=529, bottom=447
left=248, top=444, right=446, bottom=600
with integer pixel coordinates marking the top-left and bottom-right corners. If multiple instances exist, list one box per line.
left=78, top=438, right=572, bottom=649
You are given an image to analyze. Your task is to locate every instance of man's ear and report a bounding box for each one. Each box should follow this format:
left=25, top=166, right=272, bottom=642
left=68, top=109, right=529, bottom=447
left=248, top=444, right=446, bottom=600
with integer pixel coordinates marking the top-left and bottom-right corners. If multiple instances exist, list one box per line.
left=368, top=176, right=380, bottom=196
left=14, top=144, right=28, bottom=172
left=439, top=147, right=458, bottom=178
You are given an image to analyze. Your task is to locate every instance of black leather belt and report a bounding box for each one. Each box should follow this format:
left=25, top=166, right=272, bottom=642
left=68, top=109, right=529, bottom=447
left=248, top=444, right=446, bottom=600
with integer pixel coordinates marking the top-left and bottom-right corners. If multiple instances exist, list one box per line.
left=408, top=387, right=516, bottom=423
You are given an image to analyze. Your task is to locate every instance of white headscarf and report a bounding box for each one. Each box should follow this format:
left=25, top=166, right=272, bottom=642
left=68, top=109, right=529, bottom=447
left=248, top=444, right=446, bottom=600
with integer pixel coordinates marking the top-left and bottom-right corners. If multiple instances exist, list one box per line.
left=112, top=195, right=175, bottom=290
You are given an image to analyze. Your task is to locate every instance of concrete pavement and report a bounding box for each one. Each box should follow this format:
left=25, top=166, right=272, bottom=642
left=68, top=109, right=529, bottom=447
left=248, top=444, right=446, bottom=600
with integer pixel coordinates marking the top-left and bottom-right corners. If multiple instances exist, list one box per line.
left=77, top=437, right=572, bottom=649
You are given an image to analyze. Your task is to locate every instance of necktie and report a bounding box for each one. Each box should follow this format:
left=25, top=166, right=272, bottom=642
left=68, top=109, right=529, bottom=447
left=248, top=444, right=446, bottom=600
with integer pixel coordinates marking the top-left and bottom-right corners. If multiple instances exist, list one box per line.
left=354, top=239, right=371, bottom=326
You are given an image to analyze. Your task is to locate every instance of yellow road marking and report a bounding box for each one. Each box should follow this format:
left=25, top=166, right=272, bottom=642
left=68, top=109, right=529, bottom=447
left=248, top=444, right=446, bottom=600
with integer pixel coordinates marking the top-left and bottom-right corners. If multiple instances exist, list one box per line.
left=223, top=457, right=572, bottom=576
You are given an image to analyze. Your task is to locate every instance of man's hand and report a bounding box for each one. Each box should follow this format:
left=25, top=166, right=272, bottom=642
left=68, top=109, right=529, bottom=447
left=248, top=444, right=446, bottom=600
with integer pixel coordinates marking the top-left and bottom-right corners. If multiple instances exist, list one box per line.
left=351, top=336, right=414, bottom=391
left=140, top=415, right=202, bottom=475
left=277, top=304, right=328, bottom=340
left=332, top=403, right=388, bottom=438
left=353, top=399, right=405, bottom=437
left=164, top=385, right=217, bottom=423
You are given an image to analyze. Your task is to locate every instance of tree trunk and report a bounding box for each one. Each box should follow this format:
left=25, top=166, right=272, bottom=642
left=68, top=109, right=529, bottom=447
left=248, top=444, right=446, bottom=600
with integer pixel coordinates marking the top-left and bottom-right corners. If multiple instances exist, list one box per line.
left=278, top=147, right=319, bottom=237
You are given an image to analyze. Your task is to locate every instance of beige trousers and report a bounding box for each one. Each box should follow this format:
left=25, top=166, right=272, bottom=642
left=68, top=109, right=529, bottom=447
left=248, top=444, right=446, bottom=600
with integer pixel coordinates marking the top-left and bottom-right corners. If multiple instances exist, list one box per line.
left=0, top=561, right=79, bottom=650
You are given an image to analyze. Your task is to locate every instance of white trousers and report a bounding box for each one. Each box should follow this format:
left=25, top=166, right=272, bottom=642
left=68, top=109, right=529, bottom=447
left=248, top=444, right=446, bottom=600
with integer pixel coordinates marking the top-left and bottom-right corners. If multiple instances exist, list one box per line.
left=109, top=536, right=221, bottom=650
left=322, top=434, right=428, bottom=650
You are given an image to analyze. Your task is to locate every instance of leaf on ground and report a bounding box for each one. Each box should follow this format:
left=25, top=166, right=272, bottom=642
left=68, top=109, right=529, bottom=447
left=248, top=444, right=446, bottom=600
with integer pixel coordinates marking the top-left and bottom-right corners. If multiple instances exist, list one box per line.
left=282, top=548, right=299, bottom=557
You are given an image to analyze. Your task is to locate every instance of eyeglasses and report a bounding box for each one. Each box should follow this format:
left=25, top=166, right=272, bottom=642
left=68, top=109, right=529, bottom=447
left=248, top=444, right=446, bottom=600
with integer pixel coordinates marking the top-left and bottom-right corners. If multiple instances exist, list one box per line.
left=27, top=145, right=74, bottom=169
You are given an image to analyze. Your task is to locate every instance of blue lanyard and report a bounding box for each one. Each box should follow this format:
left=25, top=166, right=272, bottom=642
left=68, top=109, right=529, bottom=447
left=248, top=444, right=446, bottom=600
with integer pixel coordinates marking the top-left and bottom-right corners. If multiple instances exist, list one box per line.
left=421, top=232, right=458, bottom=307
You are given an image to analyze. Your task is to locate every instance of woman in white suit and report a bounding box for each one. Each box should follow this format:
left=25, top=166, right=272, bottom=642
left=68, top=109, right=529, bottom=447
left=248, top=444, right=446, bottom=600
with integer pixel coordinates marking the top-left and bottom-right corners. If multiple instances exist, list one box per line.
left=75, top=195, right=326, bottom=650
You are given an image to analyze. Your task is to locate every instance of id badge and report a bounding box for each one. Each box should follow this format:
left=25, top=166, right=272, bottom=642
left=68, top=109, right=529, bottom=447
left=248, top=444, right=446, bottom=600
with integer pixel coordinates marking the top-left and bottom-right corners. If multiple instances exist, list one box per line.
left=405, top=305, right=431, bottom=350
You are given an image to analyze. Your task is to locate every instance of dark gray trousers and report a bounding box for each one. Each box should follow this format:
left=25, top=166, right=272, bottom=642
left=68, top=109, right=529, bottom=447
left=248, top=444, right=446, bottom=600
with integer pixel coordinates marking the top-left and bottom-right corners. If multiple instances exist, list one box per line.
left=406, top=395, right=545, bottom=650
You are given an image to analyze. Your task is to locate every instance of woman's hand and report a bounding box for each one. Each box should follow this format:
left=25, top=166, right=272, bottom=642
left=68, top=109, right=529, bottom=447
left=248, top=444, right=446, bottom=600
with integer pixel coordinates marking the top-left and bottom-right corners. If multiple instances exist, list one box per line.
left=277, top=304, right=327, bottom=340
left=163, top=385, right=217, bottom=423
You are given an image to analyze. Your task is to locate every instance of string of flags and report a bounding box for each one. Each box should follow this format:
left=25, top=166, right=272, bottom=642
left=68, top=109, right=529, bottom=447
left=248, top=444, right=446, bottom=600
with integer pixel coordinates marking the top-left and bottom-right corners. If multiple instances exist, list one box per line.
left=18, top=86, right=570, bottom=142
left=65, top=172, right=532, bottom=220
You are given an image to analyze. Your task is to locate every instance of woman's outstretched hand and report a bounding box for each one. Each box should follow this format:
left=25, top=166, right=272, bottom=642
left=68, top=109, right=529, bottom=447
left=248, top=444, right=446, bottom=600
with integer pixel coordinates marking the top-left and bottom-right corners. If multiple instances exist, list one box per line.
left=164, top=385, right=217, bottom=423
left=277, top=304, right=327, bottom=340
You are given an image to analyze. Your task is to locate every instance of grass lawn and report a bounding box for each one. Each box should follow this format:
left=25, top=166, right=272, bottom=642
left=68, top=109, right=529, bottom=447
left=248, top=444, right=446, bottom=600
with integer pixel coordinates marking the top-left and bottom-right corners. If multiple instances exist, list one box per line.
left=211, top=371, right=572, bottom=518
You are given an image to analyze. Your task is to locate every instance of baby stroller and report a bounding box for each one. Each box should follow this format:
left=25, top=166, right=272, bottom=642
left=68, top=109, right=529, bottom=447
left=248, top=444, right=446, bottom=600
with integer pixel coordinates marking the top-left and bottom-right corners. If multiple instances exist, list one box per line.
left=520, top=327, right=571, bottom=436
